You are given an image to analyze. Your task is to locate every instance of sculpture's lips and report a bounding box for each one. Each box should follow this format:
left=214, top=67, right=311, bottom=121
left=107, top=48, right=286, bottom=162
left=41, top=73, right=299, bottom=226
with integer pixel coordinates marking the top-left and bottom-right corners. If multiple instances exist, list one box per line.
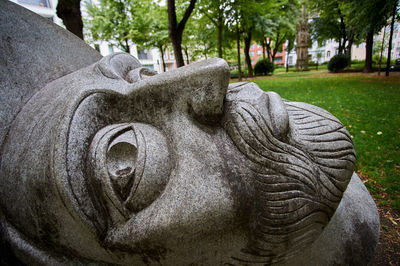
left=225, top=82, right=290, bottom=141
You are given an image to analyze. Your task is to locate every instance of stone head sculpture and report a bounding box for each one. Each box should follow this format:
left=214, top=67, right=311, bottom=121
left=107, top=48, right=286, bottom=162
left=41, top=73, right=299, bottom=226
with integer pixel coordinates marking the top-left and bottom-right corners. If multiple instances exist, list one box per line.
left=0, top=1, right=379, bottom=265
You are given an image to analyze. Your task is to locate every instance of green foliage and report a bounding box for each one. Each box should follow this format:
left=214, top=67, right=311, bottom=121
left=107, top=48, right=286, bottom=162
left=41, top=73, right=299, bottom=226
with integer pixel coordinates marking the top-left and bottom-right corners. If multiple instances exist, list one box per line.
left=252, top=73, right=400, bottom=210
left=85, top=0, right=152, bottom=51
left=347, top=0, right=396, bottom=37
left=328, top=54, right=350, bottom=72
left=253, top=0, right=300, bottom=60
left=254, top=59, right=274, bottom=75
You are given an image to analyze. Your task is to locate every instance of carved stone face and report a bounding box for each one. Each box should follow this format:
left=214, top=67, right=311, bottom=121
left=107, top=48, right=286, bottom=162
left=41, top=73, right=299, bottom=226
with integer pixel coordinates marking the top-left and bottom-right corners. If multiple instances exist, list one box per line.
left=0, top=53, right=355, bottom=265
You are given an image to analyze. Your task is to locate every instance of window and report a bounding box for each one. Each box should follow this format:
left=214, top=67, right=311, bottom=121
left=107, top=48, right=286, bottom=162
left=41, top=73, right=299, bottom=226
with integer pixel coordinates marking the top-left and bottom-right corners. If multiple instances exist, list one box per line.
left=143, top=64, right=154, bottom=71
left=18, top=0, right=51, bottom=8
left=251, top=44, right=255, bottom=49
left=274, top=57, right=282, bottom=62
left=250, top=51, right=255, bottom=56
left=327, top=51, right=331, bottom=57
left=138, top=49, right=152, bottom=60
left=257, top=50, right=262, bottom=55
left=108, top=45, right=114, bottom=54
left=288, top=56, right=293, bottom=65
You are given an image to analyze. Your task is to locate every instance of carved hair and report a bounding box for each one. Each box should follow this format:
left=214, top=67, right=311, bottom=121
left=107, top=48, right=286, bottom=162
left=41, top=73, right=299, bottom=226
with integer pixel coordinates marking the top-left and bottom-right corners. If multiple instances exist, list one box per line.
left=223, top=84, right=356, bottom=264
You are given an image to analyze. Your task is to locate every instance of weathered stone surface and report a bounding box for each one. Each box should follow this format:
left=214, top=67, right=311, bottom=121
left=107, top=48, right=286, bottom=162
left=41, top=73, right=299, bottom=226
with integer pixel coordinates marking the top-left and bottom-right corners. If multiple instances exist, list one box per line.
left=0, top=0, right=101, bottom=145
left=0, top=1, right=379, bottom=265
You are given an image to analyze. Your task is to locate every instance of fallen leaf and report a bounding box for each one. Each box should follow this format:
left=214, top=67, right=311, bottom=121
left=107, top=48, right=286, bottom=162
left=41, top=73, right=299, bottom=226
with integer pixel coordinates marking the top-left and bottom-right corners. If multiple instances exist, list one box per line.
left=389, top=217, right=398, bottom=225
left=377, top=131, right=383, bottom=135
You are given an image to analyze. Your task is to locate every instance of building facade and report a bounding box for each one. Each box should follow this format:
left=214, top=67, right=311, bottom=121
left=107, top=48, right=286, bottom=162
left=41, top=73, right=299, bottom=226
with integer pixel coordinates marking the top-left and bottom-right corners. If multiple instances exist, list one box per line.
left=9, top=0, right=63, bottom=25
left=12, top=0, right=175, bottom=73
left=248, top=42, right=286, bottom=66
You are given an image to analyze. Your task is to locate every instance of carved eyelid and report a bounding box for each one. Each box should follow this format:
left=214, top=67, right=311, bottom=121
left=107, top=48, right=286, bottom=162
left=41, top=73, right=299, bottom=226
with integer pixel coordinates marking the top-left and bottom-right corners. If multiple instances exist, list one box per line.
left=89, top=123, right=171, bottom=224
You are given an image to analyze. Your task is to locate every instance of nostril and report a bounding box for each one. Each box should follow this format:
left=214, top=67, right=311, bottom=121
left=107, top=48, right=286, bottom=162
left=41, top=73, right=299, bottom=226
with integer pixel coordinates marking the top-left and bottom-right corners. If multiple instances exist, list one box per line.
left=189, top=81, right=228, bottom=125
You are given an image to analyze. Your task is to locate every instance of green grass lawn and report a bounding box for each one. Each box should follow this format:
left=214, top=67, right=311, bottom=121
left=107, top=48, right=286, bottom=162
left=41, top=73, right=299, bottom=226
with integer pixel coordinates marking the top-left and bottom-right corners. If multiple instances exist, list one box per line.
left=243, top=72, right=400, bottom=209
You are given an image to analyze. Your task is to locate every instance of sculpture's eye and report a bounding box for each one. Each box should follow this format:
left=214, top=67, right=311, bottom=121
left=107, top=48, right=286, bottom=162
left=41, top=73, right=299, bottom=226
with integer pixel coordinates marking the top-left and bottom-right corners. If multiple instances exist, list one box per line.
left=89, top=123, right=171, bottom=223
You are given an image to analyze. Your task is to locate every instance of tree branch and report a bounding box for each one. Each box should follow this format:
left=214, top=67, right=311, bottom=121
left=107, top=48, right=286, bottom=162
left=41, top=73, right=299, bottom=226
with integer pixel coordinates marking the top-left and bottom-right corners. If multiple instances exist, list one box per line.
left=177, top=0, right=197, bottom=35
left=200, top=8, right=218, bottom=26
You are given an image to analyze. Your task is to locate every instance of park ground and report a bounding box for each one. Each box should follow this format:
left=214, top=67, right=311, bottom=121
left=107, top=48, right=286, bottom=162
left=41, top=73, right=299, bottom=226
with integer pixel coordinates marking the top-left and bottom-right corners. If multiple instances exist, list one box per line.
left=232, top=68, right=400, bottom=265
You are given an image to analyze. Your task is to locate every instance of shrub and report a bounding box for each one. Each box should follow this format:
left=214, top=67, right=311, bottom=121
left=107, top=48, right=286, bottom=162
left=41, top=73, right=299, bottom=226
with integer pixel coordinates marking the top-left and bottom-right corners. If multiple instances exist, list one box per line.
left=351, top=59, right=364, bottom=65
left=254, top=59, right=274, bottom=75
left=328, top=54, right=350, bottom=72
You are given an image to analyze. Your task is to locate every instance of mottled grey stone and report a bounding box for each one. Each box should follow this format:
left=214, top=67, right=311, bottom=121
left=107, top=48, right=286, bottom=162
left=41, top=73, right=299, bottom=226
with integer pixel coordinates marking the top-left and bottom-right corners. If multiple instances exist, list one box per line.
left=0, top=1, right=379, bottom=265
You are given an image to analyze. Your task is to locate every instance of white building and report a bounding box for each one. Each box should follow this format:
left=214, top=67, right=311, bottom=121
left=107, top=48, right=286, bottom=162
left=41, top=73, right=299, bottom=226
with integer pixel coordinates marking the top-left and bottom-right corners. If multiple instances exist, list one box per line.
left=286, top=39, right=367, bottom=67
left=93, top=41, right=176, bottom=73
left=379, top=21, right=400, bottom=60
left=11, top=0, right=175, bottom=73
left=9, top=0, right=63, bottom=25
left=83, top=0, right=175, bottom=73
left=286, top=21, right=400, bottom=67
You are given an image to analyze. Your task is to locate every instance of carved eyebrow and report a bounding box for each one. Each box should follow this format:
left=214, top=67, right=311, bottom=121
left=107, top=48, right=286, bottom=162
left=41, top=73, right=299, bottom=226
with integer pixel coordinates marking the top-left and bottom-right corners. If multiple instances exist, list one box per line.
left=95, top=53, right=156, bottom=83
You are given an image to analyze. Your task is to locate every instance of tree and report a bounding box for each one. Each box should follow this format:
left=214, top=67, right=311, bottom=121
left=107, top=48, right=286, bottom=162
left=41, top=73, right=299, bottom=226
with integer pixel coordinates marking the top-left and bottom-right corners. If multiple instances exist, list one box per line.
left=286, top=33, right=296, bottom=72
left=167, top=0, right=197, bottom=67
left=143, top=3, right=170, bottom=72
left=386, top=1, right=399, bottom=76
left=269, top=1, right=299, bottom=62
left=86, top=0, right=152, bottom=53
left=348, top=0, right=396, bottom=72
left=182, top=13, right=218, bottom=61
left=197, top=0, right=229, bottom=58
left=252, top=0, right=299, bottom=66
left=56, top=0, right=84, bottom=39
left=253, top=15, right=275, bottom=59
left=308, top=0, right=351, bottom=54
left=233, top=0, right=272, bottom=77
left=225, top=0, right=243, bottom=80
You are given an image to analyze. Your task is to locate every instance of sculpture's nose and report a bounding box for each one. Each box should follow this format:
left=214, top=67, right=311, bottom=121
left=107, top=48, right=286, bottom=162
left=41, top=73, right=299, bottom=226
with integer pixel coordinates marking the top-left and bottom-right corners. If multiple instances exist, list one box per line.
left=185, top=58, right=230, bottom=124
left=128, top=58, right=230, bottom=124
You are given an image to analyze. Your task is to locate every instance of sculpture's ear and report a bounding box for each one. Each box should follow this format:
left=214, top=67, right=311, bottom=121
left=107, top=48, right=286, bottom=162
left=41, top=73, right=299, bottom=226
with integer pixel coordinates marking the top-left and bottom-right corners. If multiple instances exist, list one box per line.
left=0, top=0, right=101, bottom=145
left=95, top=53, right=156, bottom=83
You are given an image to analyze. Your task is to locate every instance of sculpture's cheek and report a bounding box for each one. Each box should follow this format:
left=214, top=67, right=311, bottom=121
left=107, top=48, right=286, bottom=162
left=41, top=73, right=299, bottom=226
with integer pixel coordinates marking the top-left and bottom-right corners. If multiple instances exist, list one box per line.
left=89, top=123, right=171, bottom=224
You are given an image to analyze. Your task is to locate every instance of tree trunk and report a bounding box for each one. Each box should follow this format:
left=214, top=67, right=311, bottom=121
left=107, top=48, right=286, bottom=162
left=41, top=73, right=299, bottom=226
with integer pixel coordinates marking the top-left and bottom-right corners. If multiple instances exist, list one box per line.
left=159, top=45, right=166, bottom=72
left=243, top=31, right=253, bottom=77
left=124, top=39, right=130, bottom=54
left=217, top=13, right=223, bottom=58
left=262, top=39, right=266, bottom=59
left=266, top=39, right=271, bottom=61
left=338, top=14, right=347, bottom=54
left=286, top=54, right=290, bottom=72
left=378, top=26, right=386, bottom=76
left=184, top=46, right=190, bottom=65
left=364, top=29, right=374, bottom=73
left=347, top=39, right=353, bottom=67
left=236, top=23, right=242, bottom=81
left=56, top=0, right=83, bottom=40
left=286, top=38, right=293, bottom=73
left=386, top=2, right=397, bottom=77
left=271, top=31, right=280, bottom=62
left=338, top=39, right=342, bottom=54
left=167, top=0, right=196, bottom=67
